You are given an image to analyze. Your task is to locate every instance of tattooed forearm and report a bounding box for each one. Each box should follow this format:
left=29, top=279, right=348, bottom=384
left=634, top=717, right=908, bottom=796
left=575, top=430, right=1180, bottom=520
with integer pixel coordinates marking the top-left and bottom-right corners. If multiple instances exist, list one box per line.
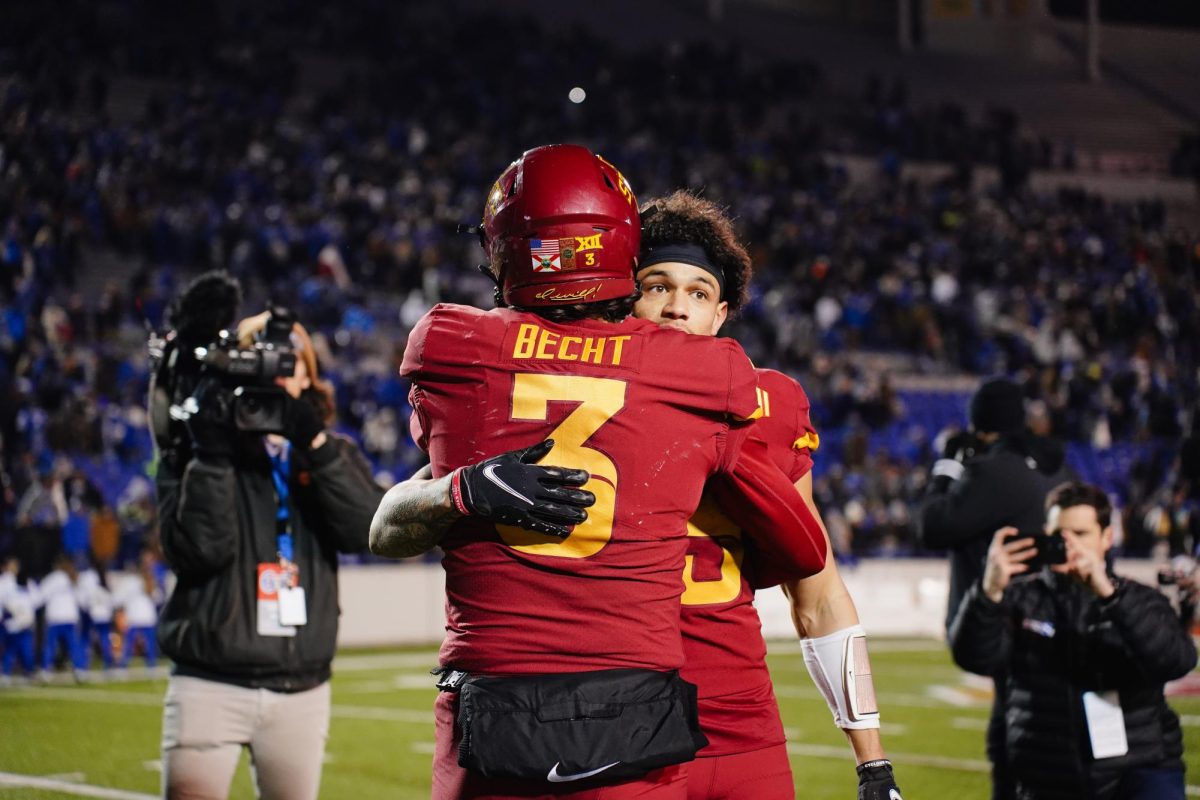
left=369, top=469, right=463, bottom=559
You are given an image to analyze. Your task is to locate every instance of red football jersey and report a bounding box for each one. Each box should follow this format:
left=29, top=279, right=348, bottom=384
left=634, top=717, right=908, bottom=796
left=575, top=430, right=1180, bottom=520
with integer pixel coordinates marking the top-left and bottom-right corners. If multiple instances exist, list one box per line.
left=678, top=368, right=820, bottom=755
left=401, top=303, right=766, bottom=675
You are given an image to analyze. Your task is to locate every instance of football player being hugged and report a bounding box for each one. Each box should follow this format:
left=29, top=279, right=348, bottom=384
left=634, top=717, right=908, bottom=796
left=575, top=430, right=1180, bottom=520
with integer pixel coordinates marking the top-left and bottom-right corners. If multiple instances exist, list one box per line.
left=633, top=192, right=901, bottom=800
left=371, top=145, right=828, bottom=799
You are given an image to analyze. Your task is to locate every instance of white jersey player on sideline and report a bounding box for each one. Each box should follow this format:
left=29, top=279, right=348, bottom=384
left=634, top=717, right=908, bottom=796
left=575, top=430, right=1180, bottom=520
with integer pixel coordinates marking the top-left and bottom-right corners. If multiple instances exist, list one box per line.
left=115, top=573, right=159, bottom=669
left=1, top=558, right=39, bottom=684
left=39, top=556, right=87, bottom=679
left=77, top=566, right=117, bottom=670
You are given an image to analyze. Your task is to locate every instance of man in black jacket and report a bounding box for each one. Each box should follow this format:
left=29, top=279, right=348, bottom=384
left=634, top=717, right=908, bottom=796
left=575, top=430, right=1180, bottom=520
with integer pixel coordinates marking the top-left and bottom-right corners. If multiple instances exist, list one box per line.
left=921, top=378, right=1074, bottom=630
left=154, top=312, right=381, bottom=800
left=950, top=482, right=1196, bottom=800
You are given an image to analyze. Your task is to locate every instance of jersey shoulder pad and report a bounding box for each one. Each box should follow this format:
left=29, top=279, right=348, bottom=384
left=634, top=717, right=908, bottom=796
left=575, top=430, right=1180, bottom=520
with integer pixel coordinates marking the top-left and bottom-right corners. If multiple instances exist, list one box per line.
left=754, top=367, right=810, bottom=410
left=401, top=304, right=499, bottom=379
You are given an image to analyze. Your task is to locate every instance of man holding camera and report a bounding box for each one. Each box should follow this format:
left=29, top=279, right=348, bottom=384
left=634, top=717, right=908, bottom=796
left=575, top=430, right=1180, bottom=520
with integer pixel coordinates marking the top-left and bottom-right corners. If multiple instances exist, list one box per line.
left=950, top=482, right=1196, bottom=800
left=151, top=273, right=382, bottom=800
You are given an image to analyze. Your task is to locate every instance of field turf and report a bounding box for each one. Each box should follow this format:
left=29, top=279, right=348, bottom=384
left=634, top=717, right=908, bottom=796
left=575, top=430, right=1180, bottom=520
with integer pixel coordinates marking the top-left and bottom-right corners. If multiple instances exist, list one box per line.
left=1, top=639, right=1198, bottom=798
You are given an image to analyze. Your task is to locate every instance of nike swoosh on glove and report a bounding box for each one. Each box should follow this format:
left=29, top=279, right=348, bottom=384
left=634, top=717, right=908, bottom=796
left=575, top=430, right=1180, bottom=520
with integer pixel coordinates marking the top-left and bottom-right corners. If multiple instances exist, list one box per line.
left=450, top=439, right=595, bottom=538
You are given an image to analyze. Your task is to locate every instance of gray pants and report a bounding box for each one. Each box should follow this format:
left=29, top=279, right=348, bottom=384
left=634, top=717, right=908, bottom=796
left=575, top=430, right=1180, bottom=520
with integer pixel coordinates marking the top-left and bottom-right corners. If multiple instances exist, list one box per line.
left=161, top=675, right=331, bottom=800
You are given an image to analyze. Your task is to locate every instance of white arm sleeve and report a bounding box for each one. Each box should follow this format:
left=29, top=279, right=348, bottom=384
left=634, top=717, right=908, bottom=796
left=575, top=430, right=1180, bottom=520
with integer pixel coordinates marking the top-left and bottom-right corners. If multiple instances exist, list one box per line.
left=801, top=624, right=881, bottom=730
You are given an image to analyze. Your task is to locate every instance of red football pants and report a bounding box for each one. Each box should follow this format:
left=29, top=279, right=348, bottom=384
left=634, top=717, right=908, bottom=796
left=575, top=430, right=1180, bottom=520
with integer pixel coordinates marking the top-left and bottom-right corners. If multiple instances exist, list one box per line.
left=432, top=691, right=688, bottom=800
left=684, top=744, right=794, bottom=800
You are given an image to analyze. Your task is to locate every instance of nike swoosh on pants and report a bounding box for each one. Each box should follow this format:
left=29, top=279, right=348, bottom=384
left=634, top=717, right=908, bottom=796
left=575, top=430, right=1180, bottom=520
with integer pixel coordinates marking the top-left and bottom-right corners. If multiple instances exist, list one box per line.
left=546, top=761, right=621, bottom=783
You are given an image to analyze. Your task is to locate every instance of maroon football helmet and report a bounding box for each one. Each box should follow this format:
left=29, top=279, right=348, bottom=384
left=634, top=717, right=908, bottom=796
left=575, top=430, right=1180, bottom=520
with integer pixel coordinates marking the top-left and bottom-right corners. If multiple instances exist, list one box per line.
left=482, top=144, right=640, bottom=308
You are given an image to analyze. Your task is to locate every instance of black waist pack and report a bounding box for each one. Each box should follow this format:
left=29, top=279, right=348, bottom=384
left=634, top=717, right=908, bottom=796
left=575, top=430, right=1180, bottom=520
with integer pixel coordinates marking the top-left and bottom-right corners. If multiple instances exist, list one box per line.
left=451, top=668, right=708, bottom=785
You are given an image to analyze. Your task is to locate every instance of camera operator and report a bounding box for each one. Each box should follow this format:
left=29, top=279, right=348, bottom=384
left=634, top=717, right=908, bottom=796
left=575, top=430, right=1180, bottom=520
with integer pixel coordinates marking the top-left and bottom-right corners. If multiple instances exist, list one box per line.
left=950, top=482, right=1196, bottom=800
left=921, top=378, right=1074, bottom=630
left=150, top=273, right=382, bottom=800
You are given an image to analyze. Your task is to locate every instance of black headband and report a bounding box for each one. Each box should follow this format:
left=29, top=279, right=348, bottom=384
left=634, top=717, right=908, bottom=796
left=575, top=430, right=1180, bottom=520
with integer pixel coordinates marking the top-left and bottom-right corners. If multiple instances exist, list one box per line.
left=638, top=242, right=725, bottom=299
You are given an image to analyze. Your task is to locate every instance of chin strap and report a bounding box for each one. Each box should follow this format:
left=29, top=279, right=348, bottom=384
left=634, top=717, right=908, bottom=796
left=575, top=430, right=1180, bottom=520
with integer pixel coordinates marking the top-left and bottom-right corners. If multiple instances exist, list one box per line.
left=470, top=262, right=507, bottom=308
left=456, top=221, right=506, bottom=307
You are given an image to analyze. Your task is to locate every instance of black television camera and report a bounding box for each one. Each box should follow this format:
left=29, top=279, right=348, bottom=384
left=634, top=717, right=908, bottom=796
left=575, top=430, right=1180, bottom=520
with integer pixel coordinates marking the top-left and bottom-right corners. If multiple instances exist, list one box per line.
left=1004, top=530, right=1068, bottom=569
left=150, top=272, right=302, bottom=463
left=176, top=306, right=298, bottom=434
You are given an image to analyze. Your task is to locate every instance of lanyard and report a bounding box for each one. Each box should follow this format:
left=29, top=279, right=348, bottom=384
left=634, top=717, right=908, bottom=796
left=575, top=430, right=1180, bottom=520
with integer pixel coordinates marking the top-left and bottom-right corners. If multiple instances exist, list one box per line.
left=267, top=440, right=293, bottom=563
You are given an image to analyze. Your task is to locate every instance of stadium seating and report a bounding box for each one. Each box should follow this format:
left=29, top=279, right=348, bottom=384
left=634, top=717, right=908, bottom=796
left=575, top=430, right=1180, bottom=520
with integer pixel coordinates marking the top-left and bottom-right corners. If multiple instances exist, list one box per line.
left=1, top=1, right=1196, bottom=561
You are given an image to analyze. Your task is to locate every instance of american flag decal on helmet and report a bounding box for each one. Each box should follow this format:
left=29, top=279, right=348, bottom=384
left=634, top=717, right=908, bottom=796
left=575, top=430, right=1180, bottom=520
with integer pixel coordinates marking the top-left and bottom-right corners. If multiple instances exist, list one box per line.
left=531, top=239, right=562, bottom=272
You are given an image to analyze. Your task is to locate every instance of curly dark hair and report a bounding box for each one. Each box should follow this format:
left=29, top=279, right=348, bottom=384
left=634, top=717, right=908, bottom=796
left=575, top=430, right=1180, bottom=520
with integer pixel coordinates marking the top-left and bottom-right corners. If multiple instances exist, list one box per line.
left=639, top=191, right=752, bottom=316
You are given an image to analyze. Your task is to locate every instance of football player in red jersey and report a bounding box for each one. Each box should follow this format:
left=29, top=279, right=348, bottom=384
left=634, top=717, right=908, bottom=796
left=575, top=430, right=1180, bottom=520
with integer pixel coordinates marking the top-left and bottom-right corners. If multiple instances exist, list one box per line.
left=370, top=146, right=827, bottom=800
left=633, top=192, right=902, bottom=800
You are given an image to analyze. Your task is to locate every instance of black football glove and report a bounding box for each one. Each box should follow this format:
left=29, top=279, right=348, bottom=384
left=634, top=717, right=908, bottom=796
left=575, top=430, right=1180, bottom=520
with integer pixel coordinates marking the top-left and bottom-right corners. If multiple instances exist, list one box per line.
left=280, top=394, right=325, bottom=450
left=183, top=378, right=237, bottom=461
left=449, top=439, right=595, bottom=538
left=857, top=759, right=902, bottom=800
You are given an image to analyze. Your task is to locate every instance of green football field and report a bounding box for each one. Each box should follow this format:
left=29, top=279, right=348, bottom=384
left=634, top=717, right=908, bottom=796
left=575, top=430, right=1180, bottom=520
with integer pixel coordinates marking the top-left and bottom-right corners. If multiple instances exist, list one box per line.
left=1, top=639, right=1198, bottom=799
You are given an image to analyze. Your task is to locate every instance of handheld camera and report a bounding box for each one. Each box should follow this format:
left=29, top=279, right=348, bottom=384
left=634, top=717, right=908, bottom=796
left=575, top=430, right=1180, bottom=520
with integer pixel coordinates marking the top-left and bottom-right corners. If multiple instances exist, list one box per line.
left=190, top=307, right=297, bottom=433
left=1004, top=530, right=1068, bottom=569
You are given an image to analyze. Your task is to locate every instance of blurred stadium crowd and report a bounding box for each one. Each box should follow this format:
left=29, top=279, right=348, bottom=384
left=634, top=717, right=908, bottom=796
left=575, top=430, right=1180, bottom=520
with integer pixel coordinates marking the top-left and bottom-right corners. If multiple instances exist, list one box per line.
left=1, top=1, right=1198, bottom=569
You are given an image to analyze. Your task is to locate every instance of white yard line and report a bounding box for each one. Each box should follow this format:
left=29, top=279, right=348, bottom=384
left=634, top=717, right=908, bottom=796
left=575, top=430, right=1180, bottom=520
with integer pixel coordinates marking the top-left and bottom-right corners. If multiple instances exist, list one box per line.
left=787, top=743, right=989, bottom=772
left=338, top=674, right=440, bottom=694
left=332, top=652, right=440, bottom=672
left=4, top=684, right=433, bottom=724
left=0, top=772, right=156, bottom=800
left=926, top=684, right=990, bottom=708
left=329, top=705, right=433, bottom=724
left=772, top=684, right=963, bottom=709
left=43, top=772, right=87, bottom=782
left=768, top=662, right=962, bottom=679
left=951, top=717, right=990, bottom=731
left=767, top=640, right=945, bottom=655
